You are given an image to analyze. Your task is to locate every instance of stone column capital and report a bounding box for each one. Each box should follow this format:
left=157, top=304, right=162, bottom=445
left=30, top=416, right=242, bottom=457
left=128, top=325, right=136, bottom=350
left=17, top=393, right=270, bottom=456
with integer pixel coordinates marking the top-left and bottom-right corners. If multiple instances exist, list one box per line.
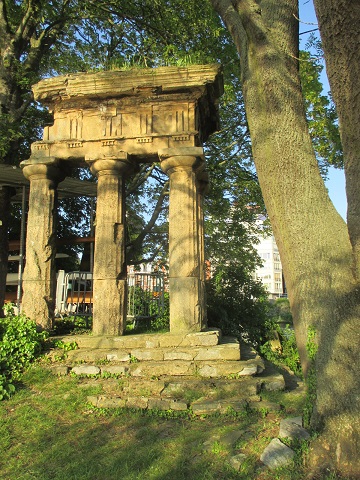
left=159, top=147, right=205, bottom=176
left=86, top=154, right=136, bottom=178
left=21, top=157, right=66, bottom=185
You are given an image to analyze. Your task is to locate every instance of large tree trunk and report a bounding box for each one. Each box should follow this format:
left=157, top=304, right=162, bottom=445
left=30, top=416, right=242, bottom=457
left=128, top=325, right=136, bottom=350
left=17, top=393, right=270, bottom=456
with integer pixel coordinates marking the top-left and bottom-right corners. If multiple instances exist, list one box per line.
left=312, top=0, right=360, bottom=282
left=211, top=0, right=359, bottom=476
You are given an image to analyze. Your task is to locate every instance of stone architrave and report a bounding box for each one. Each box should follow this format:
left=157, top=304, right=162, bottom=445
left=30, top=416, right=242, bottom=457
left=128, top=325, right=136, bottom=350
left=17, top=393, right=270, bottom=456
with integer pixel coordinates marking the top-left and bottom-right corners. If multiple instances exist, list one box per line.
left=87, top=155, right=134, bottom=335
left=21, top=158, right=65, bottom=329
left=160, top=147, right=207, bottom=333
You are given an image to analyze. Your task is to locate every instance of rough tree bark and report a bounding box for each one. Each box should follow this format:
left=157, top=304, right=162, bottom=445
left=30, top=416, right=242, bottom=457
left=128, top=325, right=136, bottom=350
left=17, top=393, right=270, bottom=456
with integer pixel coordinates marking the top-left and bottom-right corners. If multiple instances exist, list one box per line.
left=313, top=0, right=360, bottom=282
left=210, top=0, right=359, bottom=476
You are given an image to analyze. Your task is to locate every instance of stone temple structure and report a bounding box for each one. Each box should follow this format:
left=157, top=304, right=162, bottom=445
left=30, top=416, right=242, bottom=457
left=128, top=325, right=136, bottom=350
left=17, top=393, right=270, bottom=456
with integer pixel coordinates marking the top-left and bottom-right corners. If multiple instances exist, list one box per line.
left=21, top=64, right=223, bottom=335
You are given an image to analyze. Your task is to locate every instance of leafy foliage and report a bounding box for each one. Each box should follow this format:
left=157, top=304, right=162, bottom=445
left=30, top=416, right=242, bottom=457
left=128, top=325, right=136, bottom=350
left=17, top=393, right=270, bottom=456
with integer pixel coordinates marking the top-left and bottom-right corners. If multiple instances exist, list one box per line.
left=206, top=263, right=270, bottom=346
left=300, top=45, right=343, bottom=177
left=259, top=299, right=302, bottom=378
left=0, top=305, right=48, bottom=400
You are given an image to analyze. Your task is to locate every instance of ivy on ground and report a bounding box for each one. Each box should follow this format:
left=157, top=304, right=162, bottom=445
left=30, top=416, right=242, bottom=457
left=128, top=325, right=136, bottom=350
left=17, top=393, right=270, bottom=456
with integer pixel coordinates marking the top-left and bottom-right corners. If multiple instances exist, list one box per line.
left=0, top=305, right=48, bottom=400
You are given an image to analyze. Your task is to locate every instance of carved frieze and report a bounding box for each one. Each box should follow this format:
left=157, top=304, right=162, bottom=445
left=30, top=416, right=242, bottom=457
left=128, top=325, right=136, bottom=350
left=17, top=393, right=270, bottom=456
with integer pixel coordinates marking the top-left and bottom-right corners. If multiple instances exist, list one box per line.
left=31, top=65, right=223, bottom=161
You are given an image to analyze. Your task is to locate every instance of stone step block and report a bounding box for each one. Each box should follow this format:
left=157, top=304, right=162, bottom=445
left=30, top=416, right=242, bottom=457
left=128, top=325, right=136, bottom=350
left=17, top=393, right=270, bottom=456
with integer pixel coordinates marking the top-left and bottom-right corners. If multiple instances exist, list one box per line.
left=63, top=340, right=240, bottom=364
left=124, top=358, right=264, bottom=378
left=59, top=358, right=263, bottom=379
left=196, top=358, right=264, bottom=378
left=191, top=398, right=248, bottom=415
left=53, top=328, right=222, bottom=350
left=161, top=377, right=260, bottom=398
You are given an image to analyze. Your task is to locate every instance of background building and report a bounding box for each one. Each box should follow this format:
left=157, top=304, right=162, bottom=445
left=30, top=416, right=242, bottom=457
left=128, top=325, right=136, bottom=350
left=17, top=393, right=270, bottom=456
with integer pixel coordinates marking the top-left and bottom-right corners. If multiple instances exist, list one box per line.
left=253, top=217, right=286, bottom=298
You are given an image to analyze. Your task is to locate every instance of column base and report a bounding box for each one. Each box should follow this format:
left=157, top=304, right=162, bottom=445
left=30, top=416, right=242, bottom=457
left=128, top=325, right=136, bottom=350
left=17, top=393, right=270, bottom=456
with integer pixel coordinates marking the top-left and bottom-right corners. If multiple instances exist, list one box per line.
left=92, top=279, right=127, bottom=335
left=169, top=277, right=206, bottom=334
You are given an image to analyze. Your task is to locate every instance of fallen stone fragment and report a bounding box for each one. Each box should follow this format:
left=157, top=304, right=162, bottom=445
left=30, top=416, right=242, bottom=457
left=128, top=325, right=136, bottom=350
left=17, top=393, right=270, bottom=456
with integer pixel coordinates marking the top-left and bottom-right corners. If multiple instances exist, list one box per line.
left=100, top=365, right=129, bottom=376
left=279, top=417, right=310, bottom=441
left=229, top=453, right=247, bottom=471
left=50, top=365, right=69, bottom=376
left=261, top=374, right=285, bottom=391
left=97, top=396, right=126, bottom=409
left=71, top=365, right=100, bottom=376
left=260, top=438, right=295, bottom=469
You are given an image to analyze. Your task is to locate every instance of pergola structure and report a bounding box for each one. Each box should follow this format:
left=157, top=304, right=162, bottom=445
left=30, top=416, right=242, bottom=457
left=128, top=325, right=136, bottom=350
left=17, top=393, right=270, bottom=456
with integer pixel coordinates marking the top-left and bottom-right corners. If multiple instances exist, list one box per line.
left=21, top=64, right=223, bottom=335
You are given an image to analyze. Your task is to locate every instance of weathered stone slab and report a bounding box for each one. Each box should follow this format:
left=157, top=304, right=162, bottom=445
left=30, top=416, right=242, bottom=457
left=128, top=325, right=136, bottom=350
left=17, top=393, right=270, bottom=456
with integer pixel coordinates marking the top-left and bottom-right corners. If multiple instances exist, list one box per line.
left=106, top=352, right=131, bottom=362
left=126, top=396, right=149, bottom=409
left=33, top=65, right=223, bottom=103
left=260, top=438, right=295, bottom=469
left=148, top=398, right=171, bottom=411
left=100, top=365, right=129, bottom=376
left=50, top=365, right=69, bottom=376
left=279, top=417, right=310, bottom=441
left=169, top=399, right=188, bottom=411
left=194, top=344, right=240, bottom=361
left=71, top=365, right=100, bottom=376
left=66, top=349, right=128, bottom=362
left=238, top=365, right=258, bottom=376
left=97, top=396, right=126, bottom=409
left=219, top=399, right=248, bottom=413
left=130, top=348, right=164, bottom=362
left=180, top=329, right=221, bottom=347
left=129, top=361, right=194, bottom=377
left=196, top=360, right=261, bottom=378
left=261, top=374, right=285, bottom=391
left=164, top=351, right=194, bottom=361
left=120, top=379, right=166, bottom=396
left=54, top=329, right=222, bottom=350
left=229, top=454, right=248, bottom=471
left=191, top=398, right=223, bottom=415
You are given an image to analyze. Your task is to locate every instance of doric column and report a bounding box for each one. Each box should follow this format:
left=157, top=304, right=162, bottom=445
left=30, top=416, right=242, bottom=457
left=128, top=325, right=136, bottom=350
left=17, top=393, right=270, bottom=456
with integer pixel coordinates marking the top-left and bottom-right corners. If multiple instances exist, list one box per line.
left=87, top=155, right=134, bottom=335
left=197, top=170, right=210, bottom=327
left=159, top=147, right=206, bottom=333
left=21, top=158, right=65, bottom=330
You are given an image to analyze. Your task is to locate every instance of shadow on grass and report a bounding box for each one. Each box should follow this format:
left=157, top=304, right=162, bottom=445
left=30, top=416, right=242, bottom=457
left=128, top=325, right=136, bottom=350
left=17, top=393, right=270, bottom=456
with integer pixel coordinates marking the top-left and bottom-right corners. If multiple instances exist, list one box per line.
left=0, top=368, right=265, bottom=480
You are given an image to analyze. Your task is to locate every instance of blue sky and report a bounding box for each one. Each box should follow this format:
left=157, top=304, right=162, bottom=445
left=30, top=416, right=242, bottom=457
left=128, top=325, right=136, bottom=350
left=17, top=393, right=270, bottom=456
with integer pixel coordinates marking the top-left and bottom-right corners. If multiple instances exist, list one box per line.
left=299, top=0, right=347, bottom=220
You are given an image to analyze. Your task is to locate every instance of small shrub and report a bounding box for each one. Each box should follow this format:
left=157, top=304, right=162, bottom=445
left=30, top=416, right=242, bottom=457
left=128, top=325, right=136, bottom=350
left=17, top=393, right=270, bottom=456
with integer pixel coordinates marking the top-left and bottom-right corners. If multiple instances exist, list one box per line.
left=150, top=293, right=169, bottom=331
left=53, top=316, right=92, bottom=335
left=260, top=325, right=302, bottom=378
left=0, top=305, right=48, bottom=399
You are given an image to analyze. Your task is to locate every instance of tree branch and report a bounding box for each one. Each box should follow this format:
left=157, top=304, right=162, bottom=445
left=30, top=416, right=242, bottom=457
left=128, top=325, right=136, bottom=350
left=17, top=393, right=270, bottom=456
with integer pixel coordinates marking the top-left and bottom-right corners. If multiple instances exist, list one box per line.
left=127, top=181, right=169, bottom=259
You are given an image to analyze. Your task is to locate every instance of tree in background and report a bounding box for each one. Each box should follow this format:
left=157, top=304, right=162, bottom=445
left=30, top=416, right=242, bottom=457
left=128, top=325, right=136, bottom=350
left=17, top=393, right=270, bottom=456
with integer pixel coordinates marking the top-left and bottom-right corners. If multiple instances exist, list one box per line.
left=210, top=0, right=358, bottom=475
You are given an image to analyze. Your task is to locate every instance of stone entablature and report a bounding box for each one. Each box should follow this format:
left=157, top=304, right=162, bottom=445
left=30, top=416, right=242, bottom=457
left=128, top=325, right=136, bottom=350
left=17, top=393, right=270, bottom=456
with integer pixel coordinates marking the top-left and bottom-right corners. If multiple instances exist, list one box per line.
left=31, top=65, right=223, bottom=163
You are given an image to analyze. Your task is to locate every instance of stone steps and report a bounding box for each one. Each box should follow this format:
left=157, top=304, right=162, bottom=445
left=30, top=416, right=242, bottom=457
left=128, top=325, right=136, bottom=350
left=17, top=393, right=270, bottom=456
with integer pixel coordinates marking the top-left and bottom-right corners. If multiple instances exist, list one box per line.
left=46, top=330, right=285, bottom=414
left=53, top=328, right=222, bottom=349
left=78, top=372, right=285, bottom=415
left=49, top=330, right=267, bottom=379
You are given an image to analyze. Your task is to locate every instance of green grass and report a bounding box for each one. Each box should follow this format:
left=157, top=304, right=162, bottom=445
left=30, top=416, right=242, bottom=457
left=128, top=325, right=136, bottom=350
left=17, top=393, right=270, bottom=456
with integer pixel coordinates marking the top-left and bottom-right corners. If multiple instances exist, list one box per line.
left=0, top=364, right=334, bottom=480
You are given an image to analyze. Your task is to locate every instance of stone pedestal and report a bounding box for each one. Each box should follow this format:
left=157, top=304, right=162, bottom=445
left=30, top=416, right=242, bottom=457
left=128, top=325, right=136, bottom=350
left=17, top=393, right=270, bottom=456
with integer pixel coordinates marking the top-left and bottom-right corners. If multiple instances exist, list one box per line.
left=160, top=147, right=207, bottom=333
left=88, top=156, right=134, bottom=335
left=21, top=158, right=64, bottom=329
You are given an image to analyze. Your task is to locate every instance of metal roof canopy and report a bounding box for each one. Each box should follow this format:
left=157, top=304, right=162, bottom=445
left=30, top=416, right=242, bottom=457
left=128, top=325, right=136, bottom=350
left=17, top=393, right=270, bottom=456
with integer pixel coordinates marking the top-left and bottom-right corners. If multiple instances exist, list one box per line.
left=0, top=163, right=97, bottom=202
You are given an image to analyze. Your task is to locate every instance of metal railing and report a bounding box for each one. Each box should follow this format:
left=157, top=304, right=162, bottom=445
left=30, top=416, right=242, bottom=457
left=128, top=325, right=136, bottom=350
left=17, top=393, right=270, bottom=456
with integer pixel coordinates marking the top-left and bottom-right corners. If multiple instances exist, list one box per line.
left=127, top=272, right=166, bottom=321
left=55, top=270, right=166, bottom=321
left=56, top=271, right=93, bottom=317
